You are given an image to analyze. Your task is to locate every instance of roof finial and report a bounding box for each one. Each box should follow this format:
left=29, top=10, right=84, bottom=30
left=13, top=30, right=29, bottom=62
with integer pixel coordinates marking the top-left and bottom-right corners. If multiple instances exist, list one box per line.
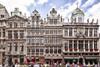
left=77, top=2, right=79, bottom=8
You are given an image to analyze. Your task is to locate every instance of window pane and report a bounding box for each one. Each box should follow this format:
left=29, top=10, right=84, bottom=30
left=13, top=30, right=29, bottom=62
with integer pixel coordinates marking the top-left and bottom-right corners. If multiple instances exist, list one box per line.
left=45, top=49, right=49, bottom=53
left=85, top=40, right=88, bottom=49
left=85, top=28, right=88, bottom=36
left=69, top=28, right=72, bottom=36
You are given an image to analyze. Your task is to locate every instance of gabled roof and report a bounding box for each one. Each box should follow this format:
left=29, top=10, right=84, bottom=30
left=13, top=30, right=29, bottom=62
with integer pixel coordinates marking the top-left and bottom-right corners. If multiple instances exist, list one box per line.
left=7, top=15, right=28, bottom=21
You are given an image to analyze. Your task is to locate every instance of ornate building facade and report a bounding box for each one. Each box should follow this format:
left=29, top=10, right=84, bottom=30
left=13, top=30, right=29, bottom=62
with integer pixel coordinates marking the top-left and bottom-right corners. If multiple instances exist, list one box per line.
left=0, top=3, right=99, bottom=66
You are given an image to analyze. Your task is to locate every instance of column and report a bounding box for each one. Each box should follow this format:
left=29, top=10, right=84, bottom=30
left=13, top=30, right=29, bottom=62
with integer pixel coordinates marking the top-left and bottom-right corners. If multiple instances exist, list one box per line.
left=88, top=28, right=89, bottom=37
left=63, top=42, right=65, bottom=52
left=83, top=40, right=85, bottom=52
left=93, top=28, right=94, bottom=37
left=83, top=57, right=85, bottom=66
left=68, top=40, right=69, bottom=52
left=18, top=30, right=20, bottom=39
left=72, top=28, right=74, bottom=37
left=6, top=30, right=8, bottom=39
left=24, top=30, right=25, bottom=39
left=12, top=42, right=14, bottom=54
left=68, top=29, right=69, bottom=37
left=0, top=29, right=2, bottom=38
left=72, top=40, right=74, bottom=52
left=93, top=40, right=94, bottom=52
left=12, top=31, right=14, bottom=39
left=53, top=47, right=54, bottom=54
left=18, top=42, right=20, bottom=54
left=1, top=29, right=3, bottom=38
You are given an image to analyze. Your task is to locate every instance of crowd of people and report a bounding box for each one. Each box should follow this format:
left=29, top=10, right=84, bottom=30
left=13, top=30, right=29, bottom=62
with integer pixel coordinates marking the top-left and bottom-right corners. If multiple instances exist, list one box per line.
left=0, top=62, right=99, bottom=67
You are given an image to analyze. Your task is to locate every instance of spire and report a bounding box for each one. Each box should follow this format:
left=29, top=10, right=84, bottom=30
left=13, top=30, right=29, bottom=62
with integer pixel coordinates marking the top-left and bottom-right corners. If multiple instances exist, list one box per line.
left=77, top=2, right=79, bottom=8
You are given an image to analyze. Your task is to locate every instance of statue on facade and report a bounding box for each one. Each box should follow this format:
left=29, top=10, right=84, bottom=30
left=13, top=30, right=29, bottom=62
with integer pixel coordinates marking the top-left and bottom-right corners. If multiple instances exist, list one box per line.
left=87, top=18, right=89, bottom=23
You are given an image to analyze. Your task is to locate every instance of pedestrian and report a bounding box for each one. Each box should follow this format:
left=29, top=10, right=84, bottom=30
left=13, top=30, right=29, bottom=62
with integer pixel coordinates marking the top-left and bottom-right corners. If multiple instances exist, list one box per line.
left=12, top=64, right=15, bottom=67
left=94, top=64, right=98, bottom=67
left=66, top=62, right=70, bottom=67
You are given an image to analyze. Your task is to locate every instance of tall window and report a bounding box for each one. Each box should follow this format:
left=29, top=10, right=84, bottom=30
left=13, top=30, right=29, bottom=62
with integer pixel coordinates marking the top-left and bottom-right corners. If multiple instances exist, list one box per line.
left=45, top=48, right=49, bottom=53
left=0, top=29, right=1, bottom=37
left=65, top=29, right=68, bottom=36
left=54, top=19, right=57, bottom=24
left=50, top=19, right=53, bottom=24
left=89, top=28, right=93, bottom=37
left=69, top=40, right=72, bottom=49
left=1, top=15, right=4, bottom=18
left=9, top=23, right=12, bottom=28
left=8, top=31, right=12, bottom=39
left=21, top=44, right=24, bottom=51
left=85, top=40, right=88, bottom=50
left=94, top=28, right=97, bottom=37
left=65, top=42, right=68, bottom=50
left=85, top=28, right=88, bottom=36
left=74, top=40, right=77, bottom=49
left=27, top=48, right=30, bottom=55
left=79, top=40, right=83, bottom=51
left=20, top=30, right=24, bottom=38
left=32, top=49, right=35, bottom=54
left=69, top=28, right=72, bottom=36
left=90, top=40, right=93, bottom=49
left=36, top=49, right=39, bottom=52
left=50, top=48, right=53, bottom=53
left=14, top=23, right=18, bottom=28
left=20, top=23, right=24, bottom=27
left=3, top=29, right=5, bottom=37
left=54, top=47, right=57, bottom=53
left=40, top=49, right=43, bottom=53
left=32, top=48, right=35, bottom=53
left=94, top=40, right=97, bottom=49
left=58, top=47, right=61, bottom=53
left=14, top=30, right=18, bottom=39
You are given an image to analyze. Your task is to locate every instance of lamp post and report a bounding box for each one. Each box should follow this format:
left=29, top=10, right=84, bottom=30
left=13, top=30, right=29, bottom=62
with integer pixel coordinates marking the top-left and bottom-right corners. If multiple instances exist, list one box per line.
left=61, top=47, right=65, bottom=67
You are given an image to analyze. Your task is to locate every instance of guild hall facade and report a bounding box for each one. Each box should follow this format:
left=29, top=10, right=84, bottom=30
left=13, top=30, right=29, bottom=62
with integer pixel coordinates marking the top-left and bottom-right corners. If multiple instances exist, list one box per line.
left=0, top=3, right=99, bottom=65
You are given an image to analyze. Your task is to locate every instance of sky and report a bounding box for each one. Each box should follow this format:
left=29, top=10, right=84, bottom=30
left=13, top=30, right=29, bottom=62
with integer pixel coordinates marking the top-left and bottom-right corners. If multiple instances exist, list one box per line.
left=0, top=0, right=100, bottom=22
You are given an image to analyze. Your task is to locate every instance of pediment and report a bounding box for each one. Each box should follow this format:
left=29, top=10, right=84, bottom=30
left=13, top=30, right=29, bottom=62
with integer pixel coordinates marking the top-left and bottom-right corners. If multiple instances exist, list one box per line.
left=7, top=15, right=27, bottom=21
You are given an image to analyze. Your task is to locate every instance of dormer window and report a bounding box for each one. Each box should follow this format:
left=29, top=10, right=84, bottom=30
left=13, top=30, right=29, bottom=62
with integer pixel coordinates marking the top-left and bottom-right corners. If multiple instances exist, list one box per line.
left=1, top=15, right=4, bottom=18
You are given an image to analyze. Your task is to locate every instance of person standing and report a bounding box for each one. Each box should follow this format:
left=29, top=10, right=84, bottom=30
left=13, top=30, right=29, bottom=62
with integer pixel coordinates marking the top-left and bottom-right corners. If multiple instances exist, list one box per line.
left=66, top=62, right=70, bottom=67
